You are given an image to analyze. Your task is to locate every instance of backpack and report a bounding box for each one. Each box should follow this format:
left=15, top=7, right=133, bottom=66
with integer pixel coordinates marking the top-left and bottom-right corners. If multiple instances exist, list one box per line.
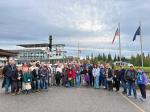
left=137, top=72, right=143, bottom=84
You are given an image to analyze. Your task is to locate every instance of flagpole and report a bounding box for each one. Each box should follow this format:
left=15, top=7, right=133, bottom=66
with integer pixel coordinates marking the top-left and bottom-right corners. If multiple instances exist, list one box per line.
left=118, top=23, right=122, bottom=64
left=140, top=22, right=144, bottom=67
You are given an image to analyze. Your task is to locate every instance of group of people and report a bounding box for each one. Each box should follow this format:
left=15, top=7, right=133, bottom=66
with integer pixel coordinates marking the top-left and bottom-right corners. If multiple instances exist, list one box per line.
left=1, top=58, right=149, bottom=101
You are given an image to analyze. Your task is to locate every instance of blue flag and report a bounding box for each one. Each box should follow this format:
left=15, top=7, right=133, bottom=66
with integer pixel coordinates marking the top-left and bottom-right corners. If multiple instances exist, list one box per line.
left=133, top=26, right=141, bottom=41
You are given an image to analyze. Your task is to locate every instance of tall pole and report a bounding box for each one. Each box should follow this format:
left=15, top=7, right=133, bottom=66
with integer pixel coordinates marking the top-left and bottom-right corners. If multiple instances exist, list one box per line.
left=140, top=22, right=144, bottom=67
left=77, top=41, right=79, bottom=61
left=118, top=23, right=122, bottom=64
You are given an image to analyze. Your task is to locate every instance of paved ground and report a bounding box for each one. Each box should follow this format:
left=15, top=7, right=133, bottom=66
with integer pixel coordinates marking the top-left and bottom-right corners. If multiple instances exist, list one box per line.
left=0, top=79, right=150, bottom=112
left=0, top=86, right=149, bottom=112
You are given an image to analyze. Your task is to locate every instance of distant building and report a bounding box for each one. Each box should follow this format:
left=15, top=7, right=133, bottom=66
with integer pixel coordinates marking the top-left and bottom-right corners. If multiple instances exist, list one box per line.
left=8, top=36, right=73, bottom=64
left=113, top=61, right=133, bottom=67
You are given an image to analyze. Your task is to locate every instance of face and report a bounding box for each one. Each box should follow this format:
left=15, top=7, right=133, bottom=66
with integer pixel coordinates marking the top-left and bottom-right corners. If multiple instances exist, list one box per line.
left=9, top=59, right=13, bottom=65
left=138, top=66, right=142, bottom=71
left=130, top=66, right=134, bottom=70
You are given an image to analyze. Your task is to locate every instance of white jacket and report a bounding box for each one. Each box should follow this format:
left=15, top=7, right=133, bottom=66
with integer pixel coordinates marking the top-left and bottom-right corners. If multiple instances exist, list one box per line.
left=92, top=68, right=100, bottom=77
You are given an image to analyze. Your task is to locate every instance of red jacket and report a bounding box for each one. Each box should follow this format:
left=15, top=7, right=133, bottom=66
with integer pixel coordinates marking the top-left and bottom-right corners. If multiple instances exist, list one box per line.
left=68, top=69, right=76, bottom=79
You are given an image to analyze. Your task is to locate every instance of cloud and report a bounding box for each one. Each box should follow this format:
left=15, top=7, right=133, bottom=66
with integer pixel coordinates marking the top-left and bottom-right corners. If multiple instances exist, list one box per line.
left=0, top=0, right=150, bottom=57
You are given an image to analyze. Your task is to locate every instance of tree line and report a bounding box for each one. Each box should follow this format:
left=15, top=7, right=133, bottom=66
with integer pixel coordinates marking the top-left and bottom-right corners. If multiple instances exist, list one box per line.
left=85, top=53, right=150, bottom=67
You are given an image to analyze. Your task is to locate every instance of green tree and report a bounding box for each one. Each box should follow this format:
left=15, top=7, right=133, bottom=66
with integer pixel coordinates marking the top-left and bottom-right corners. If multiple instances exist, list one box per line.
left=108, top=54, right=112, bottom=62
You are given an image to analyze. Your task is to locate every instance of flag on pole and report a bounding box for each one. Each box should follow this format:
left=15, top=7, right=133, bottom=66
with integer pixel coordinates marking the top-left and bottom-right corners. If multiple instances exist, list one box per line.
left=133, top=26, right=141, bottom=41
left=112, top=28, right=119, bottom=44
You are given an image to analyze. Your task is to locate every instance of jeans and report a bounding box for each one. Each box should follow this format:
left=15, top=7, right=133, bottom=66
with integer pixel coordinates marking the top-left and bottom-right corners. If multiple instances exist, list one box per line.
left=76, top=75, right=81, bottom=87
left=94, top=76, right=100, bottom=89
left=122, top=80, right=127, bottom=94
left=37, top=79, right=41, bottom=89
left=99, top=76, right=104, bottom=87
left=5, top=77, right=11, bottom=93
left=40, top=78, right=48, bottom=89
left=128, top=81, right=137, bottom=97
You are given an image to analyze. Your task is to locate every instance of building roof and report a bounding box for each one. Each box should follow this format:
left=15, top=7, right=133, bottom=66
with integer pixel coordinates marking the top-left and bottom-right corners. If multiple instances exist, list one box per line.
left=0, top=49, right=17, bottom=57
left=17, top=43, right=65, bottom=48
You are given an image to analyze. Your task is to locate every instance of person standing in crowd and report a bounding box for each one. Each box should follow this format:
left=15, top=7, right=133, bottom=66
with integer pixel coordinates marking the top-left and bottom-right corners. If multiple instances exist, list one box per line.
left=22, top=67, right=33, bottom=94
left=84, top=66, right=90, bottom=86
left=40, top=64, right=49, bottom=90
left=32, top=62, right=41, bottom=92
left=9, top=59, right=18, bottom=95
left=47, top=64, right=51, bottom=87
left=137, top=67, right=148, bottom=101
left=67, top=66, right=73, bottom=87
left=92, top=64, right=100, bottom=89
left=71, top=63, right=77, bottom=86
left=120, top=66, right=127, bottom=94
left=104, top=64, right=108, bottom=89
left=89, top=65, right=94, bottom=87
left=113, top=68, right=121, bottom=92
left=2, top=58, right=18, bottom=95
left=62, top=64, right=68, bottom=86
left=105, top=64, right=113, bottom=91
left=99, top=64, right=105, bottom=88
left=125, top=65, right=137, bottom=99
left=76, top=64, right=81, bottom=87
left=16, top=66, right=23, bottom=94
left=55, top=65, right=62, bottom=86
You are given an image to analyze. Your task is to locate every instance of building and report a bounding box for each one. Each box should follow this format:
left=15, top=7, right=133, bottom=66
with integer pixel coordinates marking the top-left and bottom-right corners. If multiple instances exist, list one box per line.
left=0, top=49, right=17, bottom=67
left=113, top=61, right=133, bottom=67
left=7, top=36, right=73, bottom=64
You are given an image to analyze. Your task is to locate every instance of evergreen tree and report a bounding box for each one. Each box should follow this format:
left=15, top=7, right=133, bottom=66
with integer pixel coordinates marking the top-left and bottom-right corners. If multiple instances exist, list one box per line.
left=108, top=54, right=112, bottom=62
left=114, top=55, right=117, bottom=62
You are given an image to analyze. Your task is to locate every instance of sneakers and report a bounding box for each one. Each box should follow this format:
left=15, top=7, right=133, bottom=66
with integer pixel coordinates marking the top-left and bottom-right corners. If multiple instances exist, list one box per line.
left=139, top=97, right=146, bottom=102
left=11, top=93, right=16, bottom=96
left=127, top=95, right=132, bottom=98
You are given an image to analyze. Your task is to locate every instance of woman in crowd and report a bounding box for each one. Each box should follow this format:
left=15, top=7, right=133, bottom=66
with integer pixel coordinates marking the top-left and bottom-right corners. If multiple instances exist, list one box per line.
left=92, top=64, right=100, bottom=89
left=22, top=66, right=33, bottom=94
left=137, top=67, right=149, bottom=101
left=84, top=66, right=90, bottom=86
left=67, top=65, right=75, bottom=87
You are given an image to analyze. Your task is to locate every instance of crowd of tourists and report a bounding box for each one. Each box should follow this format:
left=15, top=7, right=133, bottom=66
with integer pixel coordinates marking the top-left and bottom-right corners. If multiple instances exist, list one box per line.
left=1, top=58, right=149, bottom=102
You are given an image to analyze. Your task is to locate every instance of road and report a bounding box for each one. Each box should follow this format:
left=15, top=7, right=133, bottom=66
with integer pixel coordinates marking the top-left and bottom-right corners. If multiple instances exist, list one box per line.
left=0, top=85, right=150, bottom=112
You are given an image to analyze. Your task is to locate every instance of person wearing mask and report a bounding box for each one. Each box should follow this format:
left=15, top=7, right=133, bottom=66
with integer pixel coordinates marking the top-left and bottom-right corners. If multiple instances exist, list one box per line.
left=125, top=65, right=137, bottom=99
left=92, top=64, right=100, bottom=89
left=137, top=67, right=148, bottom=101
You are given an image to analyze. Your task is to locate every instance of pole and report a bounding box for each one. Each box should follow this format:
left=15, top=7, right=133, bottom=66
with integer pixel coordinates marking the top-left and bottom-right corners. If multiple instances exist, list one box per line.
left=140, top=22, right=144, bottom=67
left=77, top=41, right=79, bottom=61
left=118, top=23, right=122, bottom=64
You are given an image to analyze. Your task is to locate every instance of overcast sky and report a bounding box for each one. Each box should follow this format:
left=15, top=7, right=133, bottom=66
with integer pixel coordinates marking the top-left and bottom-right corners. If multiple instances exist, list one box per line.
left=0, top=0, right=150, bottom=57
